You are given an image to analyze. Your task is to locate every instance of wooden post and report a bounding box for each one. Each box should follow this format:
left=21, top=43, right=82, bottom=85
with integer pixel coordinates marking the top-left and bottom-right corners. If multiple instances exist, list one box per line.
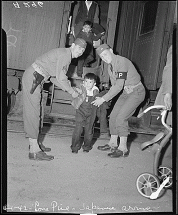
left=101, top=1, right=120, bottom=84
left=106, top=1, right=120, bottom=48
left=59, top=1, right=72, bottom=48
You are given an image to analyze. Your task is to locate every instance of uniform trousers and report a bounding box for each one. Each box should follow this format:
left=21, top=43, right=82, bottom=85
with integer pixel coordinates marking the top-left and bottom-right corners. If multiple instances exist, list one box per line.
left=109, top=84, right=145, bottom=137
left=22, top=66, right=44, bottom=139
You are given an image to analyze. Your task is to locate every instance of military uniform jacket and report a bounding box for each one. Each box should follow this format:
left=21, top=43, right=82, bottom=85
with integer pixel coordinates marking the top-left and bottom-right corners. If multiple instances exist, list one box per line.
left=34, top=48, right=75, bottom=95
left=102, top=54, right=141, bottom=102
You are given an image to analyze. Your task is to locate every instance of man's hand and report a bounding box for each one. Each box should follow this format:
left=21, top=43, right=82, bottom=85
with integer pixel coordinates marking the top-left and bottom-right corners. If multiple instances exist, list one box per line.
left=93, top=39, right=100, bottom=48
left=164, top=93, right=172, bottom=110
left=75, top=87, right=83, bottom=94
left=71, top=91, right=79, bottom=98
left=91, top=97, right=105, bottom=107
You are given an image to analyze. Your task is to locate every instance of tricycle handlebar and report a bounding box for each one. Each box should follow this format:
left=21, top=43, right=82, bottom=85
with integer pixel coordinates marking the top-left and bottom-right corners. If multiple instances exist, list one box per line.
left=137, top=105, right=172, bottom=132
left=137, top=105, right=166, bottom=118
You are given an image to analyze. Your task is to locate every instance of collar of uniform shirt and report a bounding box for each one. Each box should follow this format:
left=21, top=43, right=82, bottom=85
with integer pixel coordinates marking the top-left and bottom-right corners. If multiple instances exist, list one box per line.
left=110, top=54, right=120, bottom=71
left=85, top=1, right=92, bottom=11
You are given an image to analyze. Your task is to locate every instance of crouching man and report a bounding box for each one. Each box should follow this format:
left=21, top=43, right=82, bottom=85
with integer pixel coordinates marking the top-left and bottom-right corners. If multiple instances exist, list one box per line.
left=22, top=38, right=87, bottom=161
left=92, top=44, right=146, bottom=158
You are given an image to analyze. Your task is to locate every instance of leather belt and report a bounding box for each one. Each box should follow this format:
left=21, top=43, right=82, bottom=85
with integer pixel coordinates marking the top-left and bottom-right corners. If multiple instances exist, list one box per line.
left=124, top=81, right=142, bottom=94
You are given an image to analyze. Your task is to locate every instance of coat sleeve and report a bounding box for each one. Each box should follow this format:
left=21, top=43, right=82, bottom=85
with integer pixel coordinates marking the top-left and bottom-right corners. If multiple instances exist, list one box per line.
left=53, top=56, right=75, bottom=95
left=154, top=45, right=172, bottom=106
left=102, top=59, right=127, bottom=101
left=76, top=31, right=83, bottom=39
left=94, top=3, right=99, bottom=24
left=161, top=45, right=172, bottom=95
left=102, top=79, right=125, bottom=102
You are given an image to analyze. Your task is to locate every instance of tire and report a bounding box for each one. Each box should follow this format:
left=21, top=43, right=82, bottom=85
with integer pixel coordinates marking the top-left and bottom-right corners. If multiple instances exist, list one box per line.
left=7, top=90, right=16, bottom=114
left=158, top=166, right=172, bottom=188
left=136, top=172, right=160, bottom=198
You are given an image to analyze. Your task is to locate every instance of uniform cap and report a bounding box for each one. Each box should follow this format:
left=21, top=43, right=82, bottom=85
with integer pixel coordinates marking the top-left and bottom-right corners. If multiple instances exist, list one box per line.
left=96, top=44, right=110, bottom=55
left=74, top=38, right=87, bottom=49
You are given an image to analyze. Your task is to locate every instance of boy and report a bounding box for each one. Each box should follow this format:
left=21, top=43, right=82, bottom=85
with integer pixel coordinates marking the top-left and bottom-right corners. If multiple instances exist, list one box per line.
left=71, top=73, right=99, bottom=153
left=76, top=20, right=105, bottom=77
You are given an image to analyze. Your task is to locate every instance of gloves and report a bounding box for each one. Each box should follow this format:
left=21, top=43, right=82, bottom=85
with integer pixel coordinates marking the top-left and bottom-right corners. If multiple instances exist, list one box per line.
left=71, top=91, right=79, bottom=98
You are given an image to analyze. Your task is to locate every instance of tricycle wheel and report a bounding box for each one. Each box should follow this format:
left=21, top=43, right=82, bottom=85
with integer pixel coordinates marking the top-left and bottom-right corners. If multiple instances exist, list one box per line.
left=158, top=167, right=172, bottom=188
left=136, top=173, right=160, bottom=198
left=7, top=90, right=16, bottom=114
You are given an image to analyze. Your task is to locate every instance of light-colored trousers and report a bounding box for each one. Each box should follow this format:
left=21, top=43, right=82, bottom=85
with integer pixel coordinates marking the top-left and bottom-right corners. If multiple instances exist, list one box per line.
left=22, top=66, right=44, bottom=139
left=109, top=84, right=145, bottom=137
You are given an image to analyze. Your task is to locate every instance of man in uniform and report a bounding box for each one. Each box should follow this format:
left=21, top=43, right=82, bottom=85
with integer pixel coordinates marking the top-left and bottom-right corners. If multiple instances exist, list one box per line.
left=92, top=44, right=146, bottom=158
left=22, top=38, right=87, bottom=161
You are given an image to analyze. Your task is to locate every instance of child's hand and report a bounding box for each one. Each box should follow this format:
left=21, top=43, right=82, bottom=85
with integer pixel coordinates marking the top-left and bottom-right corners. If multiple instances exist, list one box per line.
left=93, top=39, right=101, bottom=48
left=71, top=91, right=79, bottom=98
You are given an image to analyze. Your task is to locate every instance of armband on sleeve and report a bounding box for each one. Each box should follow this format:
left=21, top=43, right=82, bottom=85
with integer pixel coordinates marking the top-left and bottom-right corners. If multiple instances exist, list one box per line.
left=116, top=72, right=127, bottom=80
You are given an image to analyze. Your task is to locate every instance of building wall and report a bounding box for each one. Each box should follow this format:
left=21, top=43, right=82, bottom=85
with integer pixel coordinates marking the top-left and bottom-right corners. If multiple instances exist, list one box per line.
left=2, top=1, right=66, bottom=70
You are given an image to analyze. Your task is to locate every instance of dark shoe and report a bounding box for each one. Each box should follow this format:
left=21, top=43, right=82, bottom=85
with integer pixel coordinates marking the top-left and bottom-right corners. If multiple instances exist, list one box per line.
left=39, top=143, right=51, bottom=152
left=97, top=144, right=111, bottom=151
left=72, top=150, right=78, bottom=154
left=110, top=146, right=118, bottom=152
left=29, top=151, right=54, bottom=161
left=108, top=149, right=129, bottom=158
left=83, top=150, right=89, bottom=153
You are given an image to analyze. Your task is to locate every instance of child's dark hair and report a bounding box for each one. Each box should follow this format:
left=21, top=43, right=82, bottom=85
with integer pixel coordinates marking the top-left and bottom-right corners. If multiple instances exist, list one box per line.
left=83, top=20, right=93, bottom=28
left=84, top=72, right=97, bottom=82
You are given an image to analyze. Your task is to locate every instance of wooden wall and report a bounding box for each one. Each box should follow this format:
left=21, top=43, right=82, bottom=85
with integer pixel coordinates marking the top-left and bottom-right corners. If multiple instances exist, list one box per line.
left=2, top=1, right=69, bottom=70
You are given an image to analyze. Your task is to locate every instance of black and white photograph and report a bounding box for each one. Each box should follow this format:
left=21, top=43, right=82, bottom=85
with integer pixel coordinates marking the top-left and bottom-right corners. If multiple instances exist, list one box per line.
left=2, top=1, right=177, bottom=214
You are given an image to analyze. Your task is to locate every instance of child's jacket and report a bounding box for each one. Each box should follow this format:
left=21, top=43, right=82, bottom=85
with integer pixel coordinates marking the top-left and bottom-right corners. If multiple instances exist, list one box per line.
left=71, top=84, right=99, bottom=109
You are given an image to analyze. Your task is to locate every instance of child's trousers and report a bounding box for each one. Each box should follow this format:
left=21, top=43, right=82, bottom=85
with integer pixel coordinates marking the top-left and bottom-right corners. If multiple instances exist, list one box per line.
left=71, top=113, right=95, bottom=152
left=71, top=101, right=96, bottom=152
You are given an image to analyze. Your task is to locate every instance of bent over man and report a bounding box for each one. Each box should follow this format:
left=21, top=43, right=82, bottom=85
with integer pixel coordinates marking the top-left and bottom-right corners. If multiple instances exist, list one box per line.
left=22, top=38, right=86, bottom=161
left=92, top=44, right=146, bottom=158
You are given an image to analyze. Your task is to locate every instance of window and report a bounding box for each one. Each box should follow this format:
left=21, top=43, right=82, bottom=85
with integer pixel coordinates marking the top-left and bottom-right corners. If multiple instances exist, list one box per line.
left=140, top=1, right=158, bottom=35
